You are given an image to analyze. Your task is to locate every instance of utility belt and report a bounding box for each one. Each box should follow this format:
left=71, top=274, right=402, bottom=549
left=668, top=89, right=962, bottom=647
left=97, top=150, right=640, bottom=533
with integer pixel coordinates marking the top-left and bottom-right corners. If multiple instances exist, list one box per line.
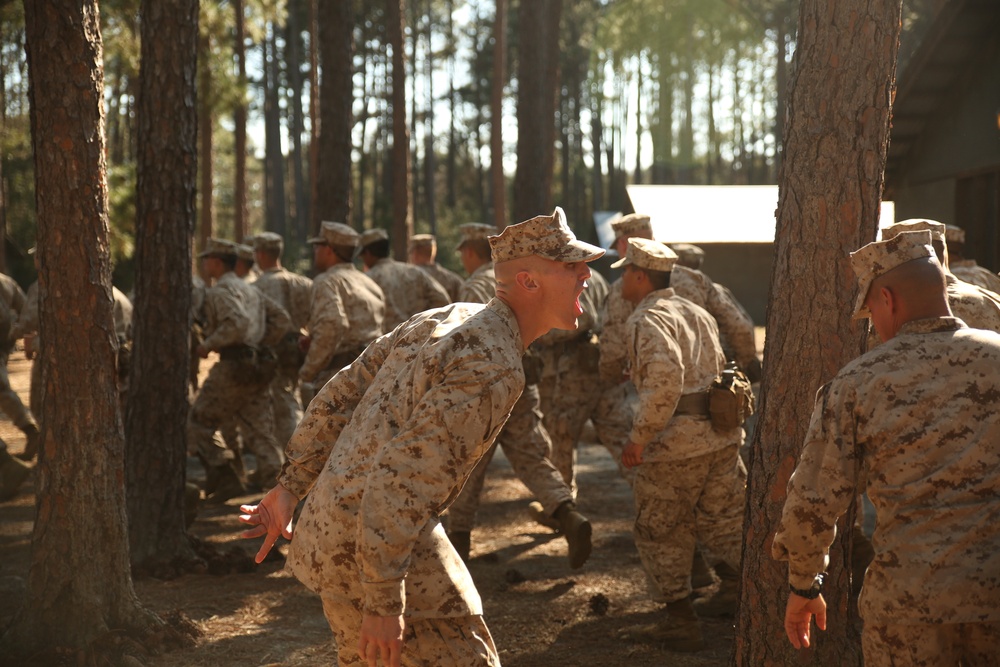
left=675, top=365, right=755, bottom=432
left=324, top=343, right=370, bottom=373
left=674, top=391, right=711, bottom=417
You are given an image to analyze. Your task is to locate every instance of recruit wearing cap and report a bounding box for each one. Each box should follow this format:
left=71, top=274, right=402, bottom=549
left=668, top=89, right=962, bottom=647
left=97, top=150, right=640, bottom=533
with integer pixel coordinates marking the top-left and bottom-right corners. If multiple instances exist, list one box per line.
left=611, top=213, right=653, bottom=239
left=610, top=237, right=677, bottom=272
left=669, top=242, right=705, bottom=268
left=489, top=207, right=605, bottom=263
left=945, top=224, right=966, bottom=244
left=457, top=223, right=496, bottom=248
left=358, top=228, right=389, bottom=248
left=308, top=221, right=359, bottom=247
left=882, top=219, right=945, bottom=243
left=253, top=231, right=284, bottom=253
left=236, top=244, right=255, bottom=262
left=409, top=234, right=436, bottom=251
left=198, top=238, right=239, bottom=258
left=850, top=230, right=936, bottom=319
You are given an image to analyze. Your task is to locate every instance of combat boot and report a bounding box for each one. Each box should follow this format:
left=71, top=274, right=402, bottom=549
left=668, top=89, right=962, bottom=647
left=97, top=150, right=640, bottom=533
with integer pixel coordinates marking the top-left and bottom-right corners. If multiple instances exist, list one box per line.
left=206, top=464, right=247, bottom=504
left=15, top=423, right=39, bottom=462
left=624, top=596, right=705, bottom=652
left=526, top=501, right=560, bottom=531
left=693, top=561, right=739, bottom=617
left=0, top=450, right=31, bottom=502
left=554, top=501, right=592, bottom=569
left=448, top=530, right=471, bottom=563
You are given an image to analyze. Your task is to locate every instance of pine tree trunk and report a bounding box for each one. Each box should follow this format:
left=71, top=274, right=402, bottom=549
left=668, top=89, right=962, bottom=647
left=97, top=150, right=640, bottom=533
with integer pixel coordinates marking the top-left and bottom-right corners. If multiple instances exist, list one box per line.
left=197, top=30, right=213, bottom=268
left=286, top=0, right=308, bottom=246
left=2, top=1, right=160, bottom=656
left=125, top=0, right=201, bottom=574
left=263, top=24, right=287, bottom=237
left=387, top=0, right=412, bottom=256
left=734, top=1, right=903, bottom=664
left=316, top=0, right=353, bottom=226
left=489, top=0, right=507, bottom=230
left=233, top=0, right=249, bottom=242
left=308, top=0, right=320, bottom=236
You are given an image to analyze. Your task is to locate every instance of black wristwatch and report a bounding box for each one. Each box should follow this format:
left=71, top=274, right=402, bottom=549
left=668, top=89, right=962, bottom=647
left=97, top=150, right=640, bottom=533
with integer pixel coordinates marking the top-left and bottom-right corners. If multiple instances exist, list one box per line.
left=790, top=573, right=825, bottom=599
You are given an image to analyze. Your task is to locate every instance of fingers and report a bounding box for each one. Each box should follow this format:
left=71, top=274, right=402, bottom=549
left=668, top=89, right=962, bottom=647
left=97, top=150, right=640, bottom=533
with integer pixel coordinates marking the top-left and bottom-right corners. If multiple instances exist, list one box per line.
left=388, top=639, right=401, bottom=667
left=816, top=603, right=827, bottom=631
left=255, top=531, right=280, bottom=564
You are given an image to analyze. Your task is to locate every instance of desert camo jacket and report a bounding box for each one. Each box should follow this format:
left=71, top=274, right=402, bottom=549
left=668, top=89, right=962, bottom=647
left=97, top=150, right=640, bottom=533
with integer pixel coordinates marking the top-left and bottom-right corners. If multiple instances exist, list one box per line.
left=253, top=267, right=313, bottom=332
left=280, top=299, right=525, bottom=619
left=201, top=272, right=287, bottom=350
left=300, top=263, right=384, bottom=383
left=419, top=262, right=465, bottom=303
left=951, top=259, right=1000, bottom=296
left=946, top=273, right=1000, bottom=333
left=458, top=262, right=496, bottom=305
left=626, top=288, right=733, bottom=461
left=773, top=316, right=1000, bottom=625
left=367, top=258, right=451, bottom=331
left=600, top=266, right=755, bottom=383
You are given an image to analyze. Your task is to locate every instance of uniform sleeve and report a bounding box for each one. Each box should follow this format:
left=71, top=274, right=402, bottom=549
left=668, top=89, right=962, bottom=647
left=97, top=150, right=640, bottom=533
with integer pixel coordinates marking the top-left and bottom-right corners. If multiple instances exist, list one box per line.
left=598, top=286, right=633, bottom=384
left=420, top=271, right=452, bottom=310
left=627, top=316, right=684, bottom=447
left=260, top=292, right=292, bottom=347
left=201, top=287, right=250, bottom=351
left=705, top=284, right=757, bottom=370
left=10, top=283, right=38, bottom=340
left=356, top=354, right=520, bottom=616
left=279, top=333, right=394, bottom=499
left=458, top=278, right=492, bottom=305
left=300, top=279, right=348, bottom=382
left=771, top=380, right=861, bottom=589
left=290, top=275, right=314, bottom=331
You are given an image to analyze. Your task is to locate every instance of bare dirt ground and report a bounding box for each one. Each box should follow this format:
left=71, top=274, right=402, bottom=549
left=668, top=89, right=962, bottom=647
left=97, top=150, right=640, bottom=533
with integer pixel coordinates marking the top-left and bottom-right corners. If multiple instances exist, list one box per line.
left=0, top=351, right=736, bottom=667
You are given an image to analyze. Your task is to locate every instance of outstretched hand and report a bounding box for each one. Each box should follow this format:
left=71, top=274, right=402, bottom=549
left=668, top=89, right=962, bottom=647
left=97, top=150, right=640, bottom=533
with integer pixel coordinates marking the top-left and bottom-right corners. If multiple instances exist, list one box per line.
left=239, top=483, right=298, bottom=563
left=358, top=614, right=405, bottom=667
left=784, top=592, right=827, bottom=649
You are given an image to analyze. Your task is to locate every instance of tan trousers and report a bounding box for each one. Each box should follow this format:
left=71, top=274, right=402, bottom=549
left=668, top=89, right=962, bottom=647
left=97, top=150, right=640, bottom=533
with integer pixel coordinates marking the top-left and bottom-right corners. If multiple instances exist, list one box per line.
left=862, top=621, right=1000, bottom=666
left=320, top=597, right=500, bottom=667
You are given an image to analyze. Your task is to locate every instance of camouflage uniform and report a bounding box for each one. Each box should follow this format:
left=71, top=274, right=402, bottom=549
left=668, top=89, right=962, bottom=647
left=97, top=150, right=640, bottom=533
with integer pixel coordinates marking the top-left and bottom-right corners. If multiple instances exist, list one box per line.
left=419, top=262, right=465, bottom=303
left=447, top=266, right=573, bottom=533
left=773, top=318, right=1000, bottom=661
left=950, top=259, right=1000, bottom=295
left=366, top=257, right=451, bottom=331
left=534, top=269, right=610, bottom=495
left=0, top=274, right=37, bottom=437
left=10, top=281, right=41, bottom=417
left=299, top=263, right=384, bottom=392
left=626, top=287, right=745, bottom=603
left=252, top=265, right=313, bottom=445
left=282, top=300, right=524, bottom=666
left=188, top=267, right=290, bottom=486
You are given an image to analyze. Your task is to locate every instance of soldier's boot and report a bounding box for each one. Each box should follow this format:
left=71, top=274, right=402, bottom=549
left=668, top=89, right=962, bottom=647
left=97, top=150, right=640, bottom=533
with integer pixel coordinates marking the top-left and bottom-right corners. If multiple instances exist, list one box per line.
left=693, top=561, right=739, bottom=618
left=555, top=501, right=592, bottom=570
left=0, top=450, right=31, bottom=502
left=527, top=501, right=560, bottom=531
left=206, top=464, right=246, bottom=504
left=690, top=547, right=716, bottom=590
left=448, top=530, right=471, bottom=563
left=15, top=423, right=39, bottom=462
left=624, top=596, right=705, bottom=652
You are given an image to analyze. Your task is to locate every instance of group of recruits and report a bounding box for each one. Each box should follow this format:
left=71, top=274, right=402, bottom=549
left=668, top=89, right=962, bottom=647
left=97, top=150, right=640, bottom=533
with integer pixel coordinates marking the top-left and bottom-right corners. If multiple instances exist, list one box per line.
left=1, top=207, right=998, bottom=666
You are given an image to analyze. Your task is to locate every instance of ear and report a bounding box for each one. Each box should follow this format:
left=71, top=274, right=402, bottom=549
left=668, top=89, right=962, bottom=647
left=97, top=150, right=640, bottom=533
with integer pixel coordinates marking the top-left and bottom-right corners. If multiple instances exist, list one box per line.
left=878, top=285, right=896, bottom=313
left=515, top=270, right=539, bottom=292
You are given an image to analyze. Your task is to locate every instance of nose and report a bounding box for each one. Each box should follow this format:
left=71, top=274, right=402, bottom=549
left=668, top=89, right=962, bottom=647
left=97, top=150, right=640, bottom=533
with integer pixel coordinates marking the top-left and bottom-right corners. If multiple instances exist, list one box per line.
left=580, top=263, right=592, bottom=281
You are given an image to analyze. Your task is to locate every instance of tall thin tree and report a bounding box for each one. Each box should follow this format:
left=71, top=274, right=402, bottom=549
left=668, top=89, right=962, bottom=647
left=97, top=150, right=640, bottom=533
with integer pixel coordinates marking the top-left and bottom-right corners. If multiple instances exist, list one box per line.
left=490, top=0, right=507, bottom=230
left=315, top=0, right=354, bottom=229
left=734, top=0, right=903, bottom=664
left=387, top=0, right=412, bottom=256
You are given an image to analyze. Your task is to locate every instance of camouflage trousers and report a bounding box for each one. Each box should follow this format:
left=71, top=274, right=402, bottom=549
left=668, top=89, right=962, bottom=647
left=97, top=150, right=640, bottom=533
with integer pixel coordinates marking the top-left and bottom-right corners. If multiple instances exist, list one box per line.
left=447, top=384, right=573, bottom=533
left=590, top=380, right=637, bottom=487
left=270, top=365, right=303, bottom=447
left=187, top=359, right=283, bottom=483
left=862, top=621, right=1000, bottom=667
left=320, top=597, right=500, bottom=667
left=633, top=445, right=745, bottom=603
left=0, top=359, right=36, bottom=431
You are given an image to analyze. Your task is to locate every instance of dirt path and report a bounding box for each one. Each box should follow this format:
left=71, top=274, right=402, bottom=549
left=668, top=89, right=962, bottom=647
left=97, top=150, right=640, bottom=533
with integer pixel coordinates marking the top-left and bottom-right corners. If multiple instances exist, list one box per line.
left=0, top=351, right=735, bottom=666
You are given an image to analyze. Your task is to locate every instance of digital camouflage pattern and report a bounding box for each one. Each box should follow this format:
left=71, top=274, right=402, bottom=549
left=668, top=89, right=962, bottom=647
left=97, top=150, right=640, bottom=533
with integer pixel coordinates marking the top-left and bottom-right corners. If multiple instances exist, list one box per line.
left=280, top=300, right=525, bottom=621
left=627, top=289, right=744, bottom=602
left=488, top=207, right=604, bottom=264
left=861, top=621, right=1000, bottom=667
left=366, top=257, right=451, bottom=331
left=458, top=263, right=496, bottom=305
left=11, top=281, right=41, bottom=415
left=418, top=262, right=465, bottom=303
left=950, top=259, right=1000, bottom=295
left=299, top=263, right=384, bottom=384
left=0, top=274, right=33, bottom=431
left=254, top=267, right=314, bottom=332
left=773, top=317, right=1000, bottom=626
left=945, top=273, right=1000, bottom=333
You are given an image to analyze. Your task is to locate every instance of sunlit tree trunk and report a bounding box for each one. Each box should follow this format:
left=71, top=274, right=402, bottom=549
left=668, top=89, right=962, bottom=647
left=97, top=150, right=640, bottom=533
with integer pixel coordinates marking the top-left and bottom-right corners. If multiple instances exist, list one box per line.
left=316, top=0, right=353, bottom=227
left=233, top=0, right=249, bottom=242
left=735, top=1, right=903, bottom=664
left=387, top=0, right=412, bottom=256
left=490, top=0, right=506, bottom=229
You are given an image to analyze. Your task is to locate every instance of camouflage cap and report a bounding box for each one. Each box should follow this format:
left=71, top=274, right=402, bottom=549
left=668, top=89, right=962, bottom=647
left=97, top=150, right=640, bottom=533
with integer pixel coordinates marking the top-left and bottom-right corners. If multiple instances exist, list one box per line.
left=236, top=244, right=255, bottom=262
left=882, top=218, right=946, bottom=244
left=850, top=230, right=935, bottom=319
left=945, top=224, right=966, bottom=244
left=358, top=227, right=389, bottom=249
left=308, top=221, right=359, bottom=247
left=198, top=238, right=239, bottom=259
left=409, top=233, right=436, bottom=251
left=489, top=207, right=605, bottom=264
left=457, top=223, right=497, bottom=248
left=253, top=231, right=284, bottom=253
left=669, top=242, right=705, bottom=267
left=611, top=213, right=653, bottom=239
left=610, top=237, right=678, bottom=272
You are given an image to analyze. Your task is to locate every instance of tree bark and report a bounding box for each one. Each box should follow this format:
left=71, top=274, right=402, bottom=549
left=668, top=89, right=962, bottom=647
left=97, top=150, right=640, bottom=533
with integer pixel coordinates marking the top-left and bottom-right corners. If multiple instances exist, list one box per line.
left=512, top=0, right=562, bottom=226
left=489, top=0, right=506, bottom=230
left=308, top=0, right=320, bottom=236
left=2, top=0, right=160, bottom=656
left=263, top=23, right=287, bottom=237
left=125, top=0, right=200, bottom=574
left=316, top=0, right=354, bottom=228
left=387, top=0, right=411, bottom=256
left=286, top=0, right=308, bottom=246
left=197, top=30, right=213, bottom=273
left=734, top=1, right=903, bottom=664
left=233, top=0, right=249, bottom=242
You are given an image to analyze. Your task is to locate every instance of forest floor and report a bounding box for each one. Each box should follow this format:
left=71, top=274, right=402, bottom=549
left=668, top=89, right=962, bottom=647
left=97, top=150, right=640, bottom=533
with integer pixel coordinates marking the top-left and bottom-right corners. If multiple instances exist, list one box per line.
left=0, top=351, right=739, bottom=667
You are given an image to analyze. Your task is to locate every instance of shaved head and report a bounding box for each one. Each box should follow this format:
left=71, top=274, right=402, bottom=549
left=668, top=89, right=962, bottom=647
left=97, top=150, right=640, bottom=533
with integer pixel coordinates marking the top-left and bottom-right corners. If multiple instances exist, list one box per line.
left=866, top=257, right=951, bottom=341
